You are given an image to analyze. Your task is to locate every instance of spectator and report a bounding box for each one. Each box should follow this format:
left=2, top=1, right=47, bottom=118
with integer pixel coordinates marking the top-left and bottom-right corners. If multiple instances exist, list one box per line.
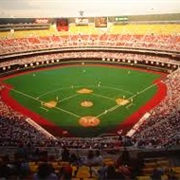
left=61, top=147, right=70, bottom=162
left=33, top=163, right=58, bottom=180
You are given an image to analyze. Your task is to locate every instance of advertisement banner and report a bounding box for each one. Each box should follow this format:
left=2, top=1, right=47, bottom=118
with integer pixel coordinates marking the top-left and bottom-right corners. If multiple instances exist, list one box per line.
left=75, top=18, right=89, bottom=26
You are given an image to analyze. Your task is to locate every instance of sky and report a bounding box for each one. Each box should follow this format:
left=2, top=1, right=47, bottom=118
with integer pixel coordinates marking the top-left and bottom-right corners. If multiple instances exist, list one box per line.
left=0, top=0, right=180, bottom=18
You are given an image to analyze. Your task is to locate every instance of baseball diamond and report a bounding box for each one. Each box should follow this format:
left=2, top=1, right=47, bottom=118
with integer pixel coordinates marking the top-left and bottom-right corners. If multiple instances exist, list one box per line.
left=2, top=64, right=166, bottom=137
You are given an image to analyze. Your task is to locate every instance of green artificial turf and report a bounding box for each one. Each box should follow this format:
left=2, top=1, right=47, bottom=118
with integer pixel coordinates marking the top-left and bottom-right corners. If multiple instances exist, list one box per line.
left=4, top=65, right=161, bottom=137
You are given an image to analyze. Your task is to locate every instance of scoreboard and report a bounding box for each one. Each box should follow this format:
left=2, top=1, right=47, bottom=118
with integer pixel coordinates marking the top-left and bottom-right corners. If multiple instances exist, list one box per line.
left=56, top=18, right=68, bottom=31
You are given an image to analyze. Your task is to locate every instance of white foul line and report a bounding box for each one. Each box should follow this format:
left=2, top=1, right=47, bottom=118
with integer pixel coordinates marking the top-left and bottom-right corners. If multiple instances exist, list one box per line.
left=96, top=82, right=158, bottom=118
left=7, top=87, right=80, bottom=118
left=40, top=107, right=49, bottom=111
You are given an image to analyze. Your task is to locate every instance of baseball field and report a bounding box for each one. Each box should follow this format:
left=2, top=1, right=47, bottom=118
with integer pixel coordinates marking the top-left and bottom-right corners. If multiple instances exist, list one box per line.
left=2, top=64, right=167, bottom=137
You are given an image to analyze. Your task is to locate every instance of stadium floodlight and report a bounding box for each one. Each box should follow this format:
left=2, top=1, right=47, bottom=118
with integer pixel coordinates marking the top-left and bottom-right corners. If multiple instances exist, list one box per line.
left=79, top=11, right=84, bottom=17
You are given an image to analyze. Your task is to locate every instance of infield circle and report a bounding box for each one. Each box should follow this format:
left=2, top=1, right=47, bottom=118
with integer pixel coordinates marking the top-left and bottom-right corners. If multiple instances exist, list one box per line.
left=79, top=116, right=100, bottom=127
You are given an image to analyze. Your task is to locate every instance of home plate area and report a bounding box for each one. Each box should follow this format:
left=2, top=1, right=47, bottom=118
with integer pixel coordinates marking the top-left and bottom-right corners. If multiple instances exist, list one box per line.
left=79, top=116, right=100, bottom=127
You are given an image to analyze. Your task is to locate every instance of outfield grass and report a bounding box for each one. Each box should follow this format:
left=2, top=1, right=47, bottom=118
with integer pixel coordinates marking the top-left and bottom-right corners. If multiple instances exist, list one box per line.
left=4, top=65, right=161, bottom=137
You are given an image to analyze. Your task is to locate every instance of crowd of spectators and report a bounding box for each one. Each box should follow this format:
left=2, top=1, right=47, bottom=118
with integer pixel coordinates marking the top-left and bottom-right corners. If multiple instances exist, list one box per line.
left=0, top=51, right=178, bottom=70
left=0, top=85, right=55, bottom=147
left=0, top=34, right=179, bottom=55
left=0, top=143, right=144, bottom=180
left=132, top=69, right=180, bottom=148
left=1, top=145, right=178, bottom=180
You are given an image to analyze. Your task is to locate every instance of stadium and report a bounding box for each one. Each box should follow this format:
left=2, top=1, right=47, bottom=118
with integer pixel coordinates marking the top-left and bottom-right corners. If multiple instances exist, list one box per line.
left=0, top=0, right=180, bottom=179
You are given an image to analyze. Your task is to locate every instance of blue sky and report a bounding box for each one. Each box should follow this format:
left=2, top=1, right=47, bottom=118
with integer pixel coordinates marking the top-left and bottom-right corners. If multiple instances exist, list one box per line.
left=0, top=0, right=180, bottom=17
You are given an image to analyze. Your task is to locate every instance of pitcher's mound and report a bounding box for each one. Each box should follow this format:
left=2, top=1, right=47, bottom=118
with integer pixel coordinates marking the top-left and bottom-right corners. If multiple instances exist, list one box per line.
left=116, top=98, right=129, bottom=106
left=77, top=88, right=93, bottom=94
left=79, top=116, right=100, bottom=127
left=81, top=101, right=93, bottom=107
left=42, top=101, right=57, bottom=108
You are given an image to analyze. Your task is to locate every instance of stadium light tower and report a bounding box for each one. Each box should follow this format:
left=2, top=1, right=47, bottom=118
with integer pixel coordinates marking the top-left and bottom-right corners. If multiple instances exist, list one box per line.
left=79, top=10, right=84, bottom=17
